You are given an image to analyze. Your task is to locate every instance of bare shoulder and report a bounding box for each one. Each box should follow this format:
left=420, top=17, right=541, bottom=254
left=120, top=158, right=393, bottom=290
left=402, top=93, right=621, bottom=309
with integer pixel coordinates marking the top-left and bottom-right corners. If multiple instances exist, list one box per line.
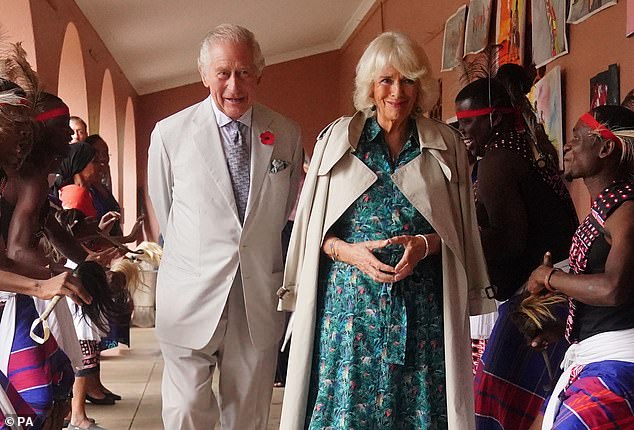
left=606, top=200, right=634, bottom=232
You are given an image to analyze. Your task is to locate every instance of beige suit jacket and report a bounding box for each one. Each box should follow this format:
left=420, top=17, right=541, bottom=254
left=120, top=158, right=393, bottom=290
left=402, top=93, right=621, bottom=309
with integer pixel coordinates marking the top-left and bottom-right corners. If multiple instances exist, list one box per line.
left=279, top=111, right=495, bottom=429
left=148, top=97, right=302, bottom=350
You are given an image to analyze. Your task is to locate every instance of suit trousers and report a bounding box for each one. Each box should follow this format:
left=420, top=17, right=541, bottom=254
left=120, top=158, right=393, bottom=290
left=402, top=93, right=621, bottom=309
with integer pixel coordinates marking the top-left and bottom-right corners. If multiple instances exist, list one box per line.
left=160, top=274, right=279, bottom=429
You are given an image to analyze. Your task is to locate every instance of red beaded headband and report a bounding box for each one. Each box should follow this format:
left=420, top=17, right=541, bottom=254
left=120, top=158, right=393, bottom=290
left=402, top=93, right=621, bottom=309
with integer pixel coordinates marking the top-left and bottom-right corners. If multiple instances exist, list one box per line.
left=579, top=112, right=621, bottom=146
left=35, top=106, right=69, bottom=122
left=455, top=106, right=516, bottom=119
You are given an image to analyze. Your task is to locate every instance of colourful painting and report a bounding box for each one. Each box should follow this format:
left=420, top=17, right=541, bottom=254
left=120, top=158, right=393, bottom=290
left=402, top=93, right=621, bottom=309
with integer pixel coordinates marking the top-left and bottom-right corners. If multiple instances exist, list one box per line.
left=441, top=5, right=467, bottom=71
left=529, top=66, right=564, bottom=170
left=496, top=0, right=526, bottom=65
left=464, top=0, right=493, bottom=56
left=590, top=64, right=620, bottom=108
left=532, top=0, right=568, bottom=68
left=625, top=0, right=634, bottom=37
left=567, top=0, right=617, bottom=24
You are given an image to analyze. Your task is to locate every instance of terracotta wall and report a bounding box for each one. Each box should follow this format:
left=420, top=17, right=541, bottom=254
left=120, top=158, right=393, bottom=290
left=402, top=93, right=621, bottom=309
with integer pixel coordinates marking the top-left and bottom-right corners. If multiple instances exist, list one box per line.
left=138, top=1, right=632, bottom=230
left=1, top=0, right=139, bottom=228
left=25, top=0, right=138, bottom=139
left=12, top=0, right=617, bottom=239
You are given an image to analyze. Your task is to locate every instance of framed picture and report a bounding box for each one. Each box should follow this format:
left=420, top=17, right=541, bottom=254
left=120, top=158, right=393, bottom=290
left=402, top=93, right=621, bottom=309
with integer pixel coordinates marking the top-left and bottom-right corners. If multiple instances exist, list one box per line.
left=441, top=5, right=467, bottom=71
left=567, top=0, right=617, bottom=24
left=496, top=0, right=526, bottom=65
left=532, top=0, right=568, bottom=68
left=529, top=66, right=565, bottom=170
left=464, top=0, right=494, bottom=56
left=590, top=64, right=620, bottom=109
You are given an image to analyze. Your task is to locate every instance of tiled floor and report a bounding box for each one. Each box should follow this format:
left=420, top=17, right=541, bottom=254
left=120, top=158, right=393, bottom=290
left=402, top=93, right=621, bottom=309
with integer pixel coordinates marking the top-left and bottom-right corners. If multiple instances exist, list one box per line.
left=86, top=328, right=283, bottom=429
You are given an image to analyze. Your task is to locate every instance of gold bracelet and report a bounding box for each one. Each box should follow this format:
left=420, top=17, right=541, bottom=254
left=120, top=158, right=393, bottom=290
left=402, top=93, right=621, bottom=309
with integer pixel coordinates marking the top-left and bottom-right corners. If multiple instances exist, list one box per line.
left=329, top=239, right=339, bottom=262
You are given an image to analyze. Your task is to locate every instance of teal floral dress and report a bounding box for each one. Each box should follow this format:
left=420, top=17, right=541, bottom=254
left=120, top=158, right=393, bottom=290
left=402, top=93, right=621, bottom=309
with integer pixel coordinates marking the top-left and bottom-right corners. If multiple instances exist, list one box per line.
left=306, top=117, right=447, bottom=430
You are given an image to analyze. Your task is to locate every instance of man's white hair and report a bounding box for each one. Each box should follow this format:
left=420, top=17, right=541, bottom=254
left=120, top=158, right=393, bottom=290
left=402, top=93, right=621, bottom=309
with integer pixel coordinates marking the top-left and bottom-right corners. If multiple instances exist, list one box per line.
left=198, top=24, right=265, bottom=78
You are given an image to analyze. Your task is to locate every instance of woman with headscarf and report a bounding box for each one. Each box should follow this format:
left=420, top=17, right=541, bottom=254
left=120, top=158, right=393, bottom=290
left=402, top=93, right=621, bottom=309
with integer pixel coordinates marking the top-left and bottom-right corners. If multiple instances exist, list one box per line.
left=279, top=32, right=494, bottom=430
left=57, top=142, right=101, bottom=219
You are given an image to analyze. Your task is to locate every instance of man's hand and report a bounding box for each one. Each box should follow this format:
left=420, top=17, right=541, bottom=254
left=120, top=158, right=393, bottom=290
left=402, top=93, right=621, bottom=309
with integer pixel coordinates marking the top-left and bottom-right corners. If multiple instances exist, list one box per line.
left=37, top=272, right=92, bottom=305
left=527, top=251, right=554, bottom=295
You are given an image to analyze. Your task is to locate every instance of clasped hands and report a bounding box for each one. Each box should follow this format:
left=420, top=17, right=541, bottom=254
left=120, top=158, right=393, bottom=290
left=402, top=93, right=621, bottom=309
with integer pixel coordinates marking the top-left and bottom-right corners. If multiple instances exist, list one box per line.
left=327, top=234, right=437, bottom=283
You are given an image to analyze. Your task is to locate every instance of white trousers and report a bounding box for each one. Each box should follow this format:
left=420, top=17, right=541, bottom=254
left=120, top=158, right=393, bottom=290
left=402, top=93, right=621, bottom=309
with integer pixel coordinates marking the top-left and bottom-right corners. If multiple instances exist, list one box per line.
left=160, top=276, right=279, bottom=430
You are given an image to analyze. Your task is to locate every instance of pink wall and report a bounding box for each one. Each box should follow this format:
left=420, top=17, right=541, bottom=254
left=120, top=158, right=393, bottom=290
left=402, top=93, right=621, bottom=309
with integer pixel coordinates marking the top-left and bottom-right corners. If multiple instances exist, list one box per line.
left=1, top=0, right=140, bottom=232
left=27, top=0, right=138, bottom=138
left=137, top=1, right=633, bottom=238
left=6, top=0, right=631, bottom=240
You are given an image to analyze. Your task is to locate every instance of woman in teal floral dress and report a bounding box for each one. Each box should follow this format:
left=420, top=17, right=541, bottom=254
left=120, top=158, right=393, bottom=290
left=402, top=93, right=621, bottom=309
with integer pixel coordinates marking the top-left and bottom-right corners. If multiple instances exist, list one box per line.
left=279, top=32, right=493, bottom=430
left=308, top=115, right=447, bottom=429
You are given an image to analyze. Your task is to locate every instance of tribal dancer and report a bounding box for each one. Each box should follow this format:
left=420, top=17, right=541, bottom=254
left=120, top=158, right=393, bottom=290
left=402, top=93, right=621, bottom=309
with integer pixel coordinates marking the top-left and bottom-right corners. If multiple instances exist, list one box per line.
left=528, top=105, right=634, bottom=429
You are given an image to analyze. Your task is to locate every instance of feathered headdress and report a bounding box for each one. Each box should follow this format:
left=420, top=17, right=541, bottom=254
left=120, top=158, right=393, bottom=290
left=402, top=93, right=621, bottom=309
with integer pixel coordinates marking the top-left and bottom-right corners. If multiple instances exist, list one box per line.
left=458, top=45, right=558, bottom=168
left=458, top=44, right=502, bottom=85
left=0, top=42, right=42, bottom=107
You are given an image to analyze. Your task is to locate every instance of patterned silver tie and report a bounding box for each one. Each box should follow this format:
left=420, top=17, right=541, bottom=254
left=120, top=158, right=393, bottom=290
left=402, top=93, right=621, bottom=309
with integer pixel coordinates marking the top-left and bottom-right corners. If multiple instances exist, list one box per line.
left=225, top=120, right=250, bottom=223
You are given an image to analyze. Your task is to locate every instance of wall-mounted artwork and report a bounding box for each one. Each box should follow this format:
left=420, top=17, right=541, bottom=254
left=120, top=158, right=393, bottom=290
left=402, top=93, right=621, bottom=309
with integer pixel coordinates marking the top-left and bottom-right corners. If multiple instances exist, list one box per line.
left=496, top=0, right=526, bottom=65
left=441, top=5, right=467, bottom=71
left=532, top=0, right=568, bottom=68
left=529, top=66, right=564, bottom=170
left=429, top=79, right=443, bottom=120
left=590, top=63, right=620, bottom=108
left=464, top=0, right=494, bottom=56
left=567, top=0, right=617, bottom=24
left=625, top=0, right=634, bottom=37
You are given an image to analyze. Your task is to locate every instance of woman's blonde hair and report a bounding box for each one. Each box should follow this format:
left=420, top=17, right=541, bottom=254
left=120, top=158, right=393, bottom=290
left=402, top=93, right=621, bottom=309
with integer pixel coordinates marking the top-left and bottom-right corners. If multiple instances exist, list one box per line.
left=353, top=32, right=439, bottom=115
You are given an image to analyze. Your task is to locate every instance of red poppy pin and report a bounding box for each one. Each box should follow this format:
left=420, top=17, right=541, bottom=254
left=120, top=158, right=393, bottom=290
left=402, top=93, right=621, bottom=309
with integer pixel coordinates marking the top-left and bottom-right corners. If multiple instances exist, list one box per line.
left=260, top=130, right=275, bottom=145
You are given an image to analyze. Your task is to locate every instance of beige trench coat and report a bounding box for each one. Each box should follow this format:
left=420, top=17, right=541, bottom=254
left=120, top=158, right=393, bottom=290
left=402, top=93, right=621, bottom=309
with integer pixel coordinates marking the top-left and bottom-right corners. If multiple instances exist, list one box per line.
left=279, top=111, right=496, bottom=430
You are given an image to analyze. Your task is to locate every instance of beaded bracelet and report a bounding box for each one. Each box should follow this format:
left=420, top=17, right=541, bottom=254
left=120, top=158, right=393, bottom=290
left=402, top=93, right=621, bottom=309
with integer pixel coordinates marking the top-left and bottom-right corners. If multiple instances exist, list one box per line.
left=544, top=268, right=561, bottom=292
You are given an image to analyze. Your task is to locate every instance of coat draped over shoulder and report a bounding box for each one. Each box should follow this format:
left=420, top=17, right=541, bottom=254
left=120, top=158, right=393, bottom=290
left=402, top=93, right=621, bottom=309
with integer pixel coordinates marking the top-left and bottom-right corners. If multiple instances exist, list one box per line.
left=279, top=110, right=495, bottom=430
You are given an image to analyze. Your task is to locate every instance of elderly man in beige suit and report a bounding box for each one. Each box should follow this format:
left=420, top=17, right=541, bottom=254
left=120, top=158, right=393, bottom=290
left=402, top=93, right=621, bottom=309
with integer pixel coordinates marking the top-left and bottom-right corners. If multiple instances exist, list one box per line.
left=148, top=24, right=302, bottom=430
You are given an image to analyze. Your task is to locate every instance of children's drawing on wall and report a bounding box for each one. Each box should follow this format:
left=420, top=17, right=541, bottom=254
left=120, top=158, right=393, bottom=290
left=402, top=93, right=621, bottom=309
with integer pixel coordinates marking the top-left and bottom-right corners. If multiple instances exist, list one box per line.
left=567, top=0, right=617, bottom=24
left=529, top=66, right=564, bottom=169
left=590, top=64, right=620, bottom=109
left=532, top=0, right=568, bottom=67
left=464, top=0, right=493, bottom=56
left=441, top=5, right=467, bottom=71
left=496, top=0, right=526, bottom=65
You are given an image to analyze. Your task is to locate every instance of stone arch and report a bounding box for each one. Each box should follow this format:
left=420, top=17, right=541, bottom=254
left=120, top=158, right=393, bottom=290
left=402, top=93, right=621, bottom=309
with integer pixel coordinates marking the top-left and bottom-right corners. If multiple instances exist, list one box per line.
left=122, top=97, right=137, bottom=235
left=98, top=69, right=119, bottom=201
left=58, top=22, right=88, bottom=122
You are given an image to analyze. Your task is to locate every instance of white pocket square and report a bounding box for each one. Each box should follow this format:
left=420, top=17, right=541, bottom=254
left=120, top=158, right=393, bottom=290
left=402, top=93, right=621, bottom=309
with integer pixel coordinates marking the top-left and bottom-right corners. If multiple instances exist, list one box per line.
left=269, top=159, right=289, bottom=174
